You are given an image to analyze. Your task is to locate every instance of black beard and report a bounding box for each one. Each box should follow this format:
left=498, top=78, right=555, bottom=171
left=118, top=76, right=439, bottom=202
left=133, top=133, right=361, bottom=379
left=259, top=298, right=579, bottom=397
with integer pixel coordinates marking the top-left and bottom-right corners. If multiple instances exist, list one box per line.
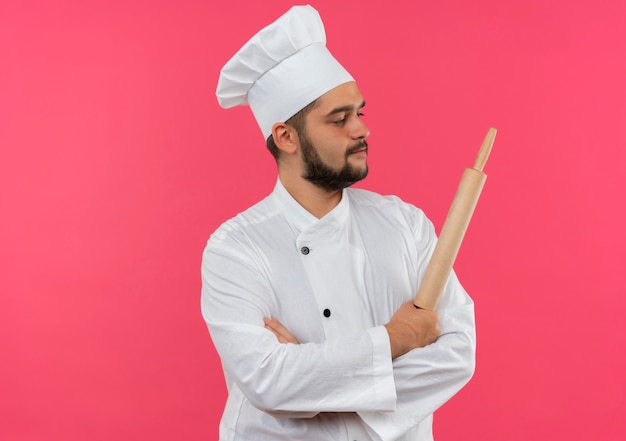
left=300, top=134, right=369, bottom=192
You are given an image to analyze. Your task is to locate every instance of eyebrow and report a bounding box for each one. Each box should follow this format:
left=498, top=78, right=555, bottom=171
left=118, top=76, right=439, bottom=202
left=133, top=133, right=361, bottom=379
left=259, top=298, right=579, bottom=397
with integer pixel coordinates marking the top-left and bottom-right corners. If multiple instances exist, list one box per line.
left=325, top=100, right=366, bottom=117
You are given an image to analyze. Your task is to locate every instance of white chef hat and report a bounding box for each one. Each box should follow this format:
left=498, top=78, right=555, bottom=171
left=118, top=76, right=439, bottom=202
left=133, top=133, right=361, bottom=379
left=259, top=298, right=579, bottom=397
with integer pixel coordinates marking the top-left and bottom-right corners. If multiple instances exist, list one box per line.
left=216, top=5, right=354, bottom=139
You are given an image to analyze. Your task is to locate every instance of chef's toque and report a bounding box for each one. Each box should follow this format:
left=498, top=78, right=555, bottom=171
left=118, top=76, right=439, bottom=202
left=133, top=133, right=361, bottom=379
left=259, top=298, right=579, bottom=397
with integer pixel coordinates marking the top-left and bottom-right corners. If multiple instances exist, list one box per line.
left=215, top=5, right=354, bottom=139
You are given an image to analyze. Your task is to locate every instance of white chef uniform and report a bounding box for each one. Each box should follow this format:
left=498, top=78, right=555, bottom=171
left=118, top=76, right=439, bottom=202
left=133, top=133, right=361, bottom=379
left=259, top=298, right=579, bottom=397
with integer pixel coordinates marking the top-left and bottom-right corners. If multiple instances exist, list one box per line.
left=201, top=179, right=476, bottom=441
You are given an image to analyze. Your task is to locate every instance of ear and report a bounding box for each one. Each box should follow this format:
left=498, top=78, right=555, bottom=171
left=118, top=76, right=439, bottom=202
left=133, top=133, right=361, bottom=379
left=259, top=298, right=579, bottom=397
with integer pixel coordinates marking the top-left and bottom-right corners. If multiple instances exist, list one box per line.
left=271, top=122, right=299, bottom=155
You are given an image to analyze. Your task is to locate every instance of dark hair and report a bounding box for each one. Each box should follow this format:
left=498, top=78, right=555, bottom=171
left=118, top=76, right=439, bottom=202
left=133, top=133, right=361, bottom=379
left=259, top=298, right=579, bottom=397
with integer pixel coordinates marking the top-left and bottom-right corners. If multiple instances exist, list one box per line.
left=265, top=99, right=319, bottom=161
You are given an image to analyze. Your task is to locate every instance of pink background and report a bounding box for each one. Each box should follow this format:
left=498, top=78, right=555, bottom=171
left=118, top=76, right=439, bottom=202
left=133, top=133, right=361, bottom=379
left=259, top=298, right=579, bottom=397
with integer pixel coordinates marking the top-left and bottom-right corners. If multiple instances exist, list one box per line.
left=1, top=0, right=625, bottom=440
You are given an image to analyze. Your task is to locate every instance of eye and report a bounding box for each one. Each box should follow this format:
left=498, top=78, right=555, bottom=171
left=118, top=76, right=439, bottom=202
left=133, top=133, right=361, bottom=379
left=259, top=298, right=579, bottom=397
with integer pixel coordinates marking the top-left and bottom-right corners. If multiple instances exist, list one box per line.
left=332, top=116, right=347, bottom=126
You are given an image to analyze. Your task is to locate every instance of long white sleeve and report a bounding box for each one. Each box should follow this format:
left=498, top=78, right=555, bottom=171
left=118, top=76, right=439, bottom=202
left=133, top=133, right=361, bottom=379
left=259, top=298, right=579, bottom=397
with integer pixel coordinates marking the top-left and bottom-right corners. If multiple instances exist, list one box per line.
left=356, top=195, right=476, bottom=441
left=202, top=235, right=397, bottom=415
left=359, top=274, right=476, bottom=440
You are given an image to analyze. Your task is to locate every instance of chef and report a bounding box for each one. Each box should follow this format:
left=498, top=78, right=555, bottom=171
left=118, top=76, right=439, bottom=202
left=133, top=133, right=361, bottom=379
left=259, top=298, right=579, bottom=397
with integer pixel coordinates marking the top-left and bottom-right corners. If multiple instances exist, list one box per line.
left=201, top=5, right=476, bottom=441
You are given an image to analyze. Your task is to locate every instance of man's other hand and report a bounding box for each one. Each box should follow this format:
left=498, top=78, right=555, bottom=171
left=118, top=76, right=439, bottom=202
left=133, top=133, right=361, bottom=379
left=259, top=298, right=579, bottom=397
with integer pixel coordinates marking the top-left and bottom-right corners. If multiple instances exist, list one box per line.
left=264, top=316, right=300, bottom=344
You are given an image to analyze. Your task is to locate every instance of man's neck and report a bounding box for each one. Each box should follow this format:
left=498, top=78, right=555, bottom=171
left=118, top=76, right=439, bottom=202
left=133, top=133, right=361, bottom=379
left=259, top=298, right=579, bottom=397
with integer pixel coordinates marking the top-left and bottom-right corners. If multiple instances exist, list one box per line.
left=279, top=172, right=342, bottom=219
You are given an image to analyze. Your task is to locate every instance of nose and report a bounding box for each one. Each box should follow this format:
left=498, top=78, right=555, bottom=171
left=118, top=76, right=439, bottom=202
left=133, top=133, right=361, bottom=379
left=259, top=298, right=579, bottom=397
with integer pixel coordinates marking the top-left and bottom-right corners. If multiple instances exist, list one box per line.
left=351, top=116, right=370, bottom=140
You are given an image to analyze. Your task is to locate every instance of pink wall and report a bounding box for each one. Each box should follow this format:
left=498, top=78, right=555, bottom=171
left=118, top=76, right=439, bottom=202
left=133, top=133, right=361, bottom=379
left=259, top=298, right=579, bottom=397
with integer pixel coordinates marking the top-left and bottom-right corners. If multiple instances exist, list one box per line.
left=1, top=0, right=624, bottom=439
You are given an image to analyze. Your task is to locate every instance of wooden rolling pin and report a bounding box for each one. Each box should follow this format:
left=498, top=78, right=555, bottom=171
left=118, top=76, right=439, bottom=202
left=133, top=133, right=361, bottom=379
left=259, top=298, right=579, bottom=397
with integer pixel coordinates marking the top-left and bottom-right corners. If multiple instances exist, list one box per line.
left=414, top=128, right=497, bottom=310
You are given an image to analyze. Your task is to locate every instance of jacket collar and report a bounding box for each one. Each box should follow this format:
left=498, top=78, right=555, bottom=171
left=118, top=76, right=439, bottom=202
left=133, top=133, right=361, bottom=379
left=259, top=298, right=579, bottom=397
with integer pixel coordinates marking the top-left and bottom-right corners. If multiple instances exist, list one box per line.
left=271, top=178, right=349, bottom=236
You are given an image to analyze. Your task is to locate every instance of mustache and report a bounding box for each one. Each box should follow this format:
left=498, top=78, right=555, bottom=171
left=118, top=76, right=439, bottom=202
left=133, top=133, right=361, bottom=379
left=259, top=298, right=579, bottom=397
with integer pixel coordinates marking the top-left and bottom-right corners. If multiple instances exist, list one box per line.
left=346, top=140, right=368, bottom=155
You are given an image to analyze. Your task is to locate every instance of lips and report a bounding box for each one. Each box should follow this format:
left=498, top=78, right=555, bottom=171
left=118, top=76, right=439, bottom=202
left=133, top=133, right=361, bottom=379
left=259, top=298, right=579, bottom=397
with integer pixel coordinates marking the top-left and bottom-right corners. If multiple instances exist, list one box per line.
left=347, top=141, right=368, bottom=156
left=349, top=148, right=367, bottom=155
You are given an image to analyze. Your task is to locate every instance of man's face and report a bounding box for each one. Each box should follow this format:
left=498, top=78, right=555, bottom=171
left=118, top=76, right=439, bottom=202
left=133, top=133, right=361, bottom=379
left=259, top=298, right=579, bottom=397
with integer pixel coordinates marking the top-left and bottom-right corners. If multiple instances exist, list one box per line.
left=298, top=82, right=370, bottom=192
